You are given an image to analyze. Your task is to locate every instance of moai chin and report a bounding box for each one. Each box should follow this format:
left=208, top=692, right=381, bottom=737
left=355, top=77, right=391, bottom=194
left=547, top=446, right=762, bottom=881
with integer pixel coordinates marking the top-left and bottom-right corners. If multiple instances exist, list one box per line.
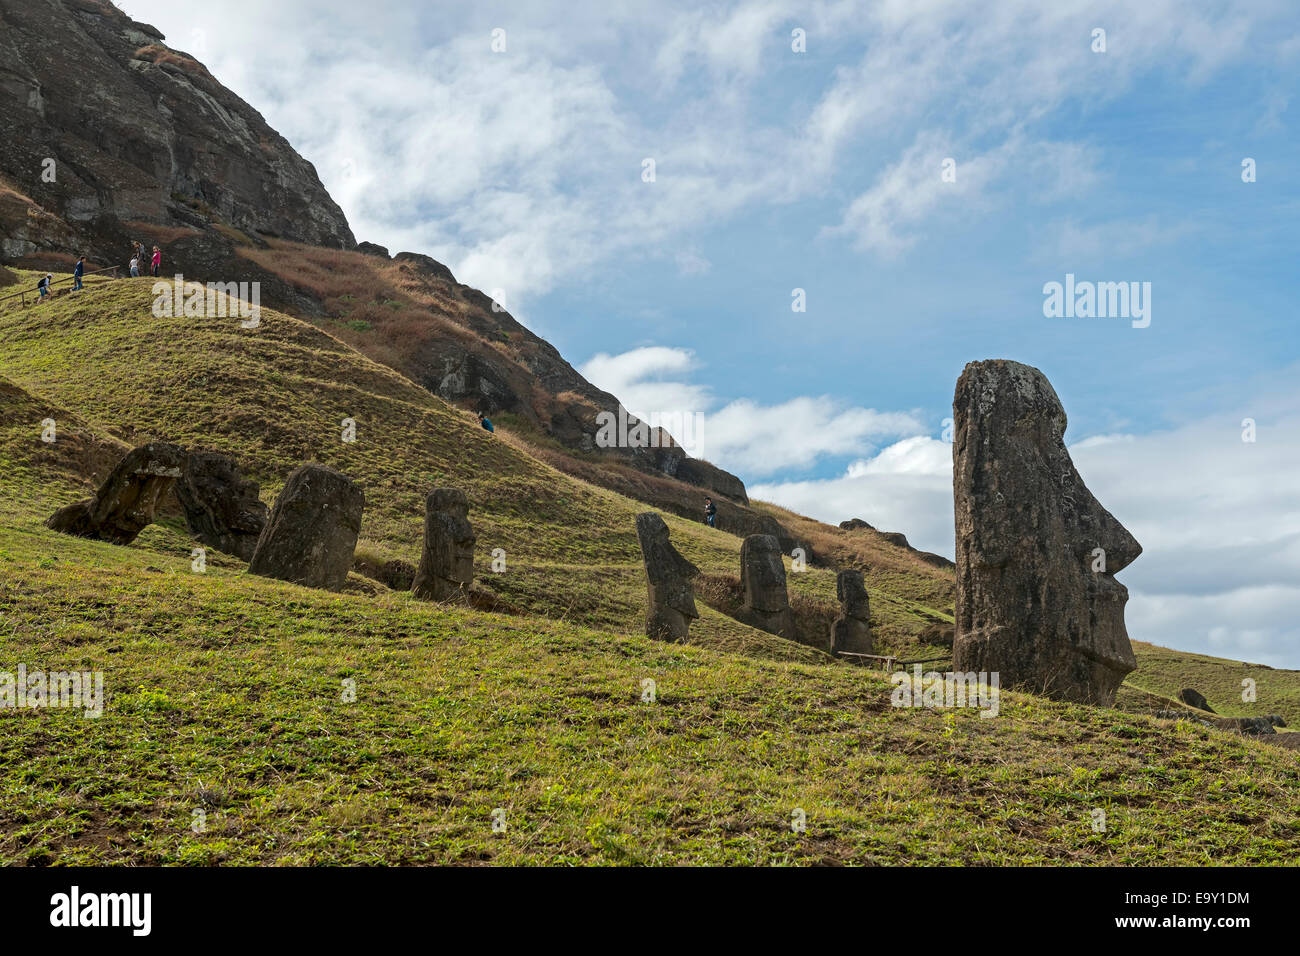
left=635, top=512, right=699, bottom=642
left=412, top=488, right=476, bottom=602
left=952, top=359, right=1140, bottom=705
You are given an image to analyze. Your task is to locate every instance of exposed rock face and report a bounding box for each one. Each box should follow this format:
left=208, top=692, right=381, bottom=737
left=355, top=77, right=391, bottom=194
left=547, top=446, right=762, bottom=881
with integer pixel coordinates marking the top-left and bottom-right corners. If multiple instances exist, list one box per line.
left=249, top=464, right=364, bottom=591
left=0, top=0, right=354, bottom=261
left=635, top=512, right=699, bottom=642
left=46, top=441, right=185, bottom=544
left=737, top=533, right=794, bottom=639
left=174, top=451, right=267, bottom=560
left=953, top=360, right=1141, bottom=706
left=1178, top=688, right=1215, bottom=713
left=839, top=518, right=875, bottom=531
left=412, top=488, right=476, bottom=602
left=830, top=569, right=872, bottom=656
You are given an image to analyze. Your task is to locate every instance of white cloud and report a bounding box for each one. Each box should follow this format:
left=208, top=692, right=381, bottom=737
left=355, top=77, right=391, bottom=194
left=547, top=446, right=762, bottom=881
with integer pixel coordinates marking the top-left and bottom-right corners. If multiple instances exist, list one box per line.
left=579, top=346, right=923, bottom=476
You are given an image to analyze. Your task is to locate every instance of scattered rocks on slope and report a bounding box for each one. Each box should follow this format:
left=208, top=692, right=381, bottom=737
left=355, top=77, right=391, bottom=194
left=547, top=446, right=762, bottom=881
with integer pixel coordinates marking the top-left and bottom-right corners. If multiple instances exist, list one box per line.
left=412, top=488, right=476, bottom=603
left=737, top=533, right=794, bottom=640
left=248, top=464, right=364, bottom=591
left=46, top=442, right=185, bottom=545
left=952, top=360, right=1141, bottom=706
left=174, top=451, right=268, bottom=561
left=1177, top=688, right=1215, bottom=713
left=635, top=513, right=699, bottom=642
left=829, top=569, right=872, bottom=656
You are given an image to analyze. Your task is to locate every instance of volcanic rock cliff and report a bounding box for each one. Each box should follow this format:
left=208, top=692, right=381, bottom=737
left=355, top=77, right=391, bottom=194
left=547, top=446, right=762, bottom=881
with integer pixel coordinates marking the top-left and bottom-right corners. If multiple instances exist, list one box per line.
left=0, top=0, right=749, bottom=507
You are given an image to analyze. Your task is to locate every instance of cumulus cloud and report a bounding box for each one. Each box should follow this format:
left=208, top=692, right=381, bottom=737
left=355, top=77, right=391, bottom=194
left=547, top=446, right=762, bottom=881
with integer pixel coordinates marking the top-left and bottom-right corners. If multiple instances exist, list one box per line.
left=579, top=346, right=923, bottom=477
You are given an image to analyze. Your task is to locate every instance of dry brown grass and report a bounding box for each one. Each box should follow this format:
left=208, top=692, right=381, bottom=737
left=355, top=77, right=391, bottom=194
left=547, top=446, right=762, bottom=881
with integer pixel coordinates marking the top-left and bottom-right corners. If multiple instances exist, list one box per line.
left=122, top=220, right=203, bottom=244
left=132, top=45, right=213, bottom=79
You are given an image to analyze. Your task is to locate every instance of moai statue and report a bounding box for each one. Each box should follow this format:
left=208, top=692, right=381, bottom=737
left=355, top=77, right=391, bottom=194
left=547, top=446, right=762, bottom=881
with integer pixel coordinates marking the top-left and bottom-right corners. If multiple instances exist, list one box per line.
left=46, top=442, right=186, bottom=545
left=249, top=463, right=365, bottom=591
left=830, top=568, right=872, bottom=656
left=952, top=360, right=1141, bottom=705
left=737, top=533, right=794, bottom=639
left=635, top=512, right=699, bottom=642
left=175, top=451, right=268, bottom=561
left=412, top=488, right=476, bottom=602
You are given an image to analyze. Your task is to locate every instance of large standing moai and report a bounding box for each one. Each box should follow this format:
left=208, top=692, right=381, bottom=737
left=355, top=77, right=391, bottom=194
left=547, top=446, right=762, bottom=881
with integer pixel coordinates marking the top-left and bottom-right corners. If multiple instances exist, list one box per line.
left=952, top=359, right=1141, bottom=705
left=412, top=488, right=476, bottom=602
left=737, top=533, right=794, bottom=640
left=174, top=451, right=268, bottom=561
left=46, top=442, right=186, bottom=545
left=249, top=464, right=364, bottom=591
left=634, top=512, right=700, bottom=642
left=830, top=569, right=872, bottom=656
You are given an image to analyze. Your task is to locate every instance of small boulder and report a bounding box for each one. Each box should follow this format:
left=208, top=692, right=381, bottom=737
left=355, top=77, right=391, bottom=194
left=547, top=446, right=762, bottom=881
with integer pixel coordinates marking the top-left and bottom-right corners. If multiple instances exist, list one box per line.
left=46, top=442, right=185, bottom=545
left=1178, top=688, right=1215, bottom=713
left=249, top=464, right=364, bottom=591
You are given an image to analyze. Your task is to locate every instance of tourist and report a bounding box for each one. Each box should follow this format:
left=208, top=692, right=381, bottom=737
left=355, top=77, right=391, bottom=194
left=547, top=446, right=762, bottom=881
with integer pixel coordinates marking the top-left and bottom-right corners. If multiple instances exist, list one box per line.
left=150, top=246, right=162, bottom=277
left=129, top=254, right=139, bottom=277
left=478, top=412, right=495, bottom=433
left=37, top=273, right=52, bottom=301
left=704, top=496, right=717, bottom=528
left=73, top=256, right=85, bottom=291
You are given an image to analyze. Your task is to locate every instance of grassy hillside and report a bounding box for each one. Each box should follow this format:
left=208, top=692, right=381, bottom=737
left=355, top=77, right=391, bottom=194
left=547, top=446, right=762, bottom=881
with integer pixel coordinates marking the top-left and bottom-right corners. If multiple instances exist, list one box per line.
left=2, top=270, right=1298, bottom=865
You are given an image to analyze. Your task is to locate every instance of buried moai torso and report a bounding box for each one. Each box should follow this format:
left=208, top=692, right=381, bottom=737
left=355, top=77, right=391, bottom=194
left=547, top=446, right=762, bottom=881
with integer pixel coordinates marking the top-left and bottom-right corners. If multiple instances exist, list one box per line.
left=46, top=442, right=186, bottom=545
left=412, top=488, right=476, bottom=602
left=738, top=533, right=794, bottom=640
left=952, top=359, right=1141, bottom=705
left=634, top=512, right=699, bottom=642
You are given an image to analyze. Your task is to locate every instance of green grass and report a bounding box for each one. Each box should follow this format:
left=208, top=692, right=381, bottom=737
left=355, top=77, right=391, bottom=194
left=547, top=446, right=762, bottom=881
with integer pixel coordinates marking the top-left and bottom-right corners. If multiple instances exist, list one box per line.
left=3, top=268, right=1299, bottom=866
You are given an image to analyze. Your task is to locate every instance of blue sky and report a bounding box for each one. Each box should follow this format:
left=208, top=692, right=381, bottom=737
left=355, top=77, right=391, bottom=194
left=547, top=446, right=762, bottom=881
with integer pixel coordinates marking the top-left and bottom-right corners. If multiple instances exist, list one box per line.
left=122, top=0, right=1300, bottom=666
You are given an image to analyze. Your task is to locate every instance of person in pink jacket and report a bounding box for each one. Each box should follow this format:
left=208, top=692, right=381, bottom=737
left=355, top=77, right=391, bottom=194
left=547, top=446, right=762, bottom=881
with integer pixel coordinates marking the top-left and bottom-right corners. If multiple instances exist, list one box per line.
left=151, top=246, right=162, bottom=277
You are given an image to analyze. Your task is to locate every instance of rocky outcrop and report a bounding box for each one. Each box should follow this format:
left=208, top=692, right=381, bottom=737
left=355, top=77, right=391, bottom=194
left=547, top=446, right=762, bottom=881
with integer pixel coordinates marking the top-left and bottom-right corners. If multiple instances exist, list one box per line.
left=635, top=513, right=699, bottom=642
left=249, top=464, right=364, bottom=591
left=46, top=441, right=184, bottom=544
left=952, top=360, right=1141, bottom=706
left=0, top=0, right=353, bottom=259
left=1178, top=688, right=1215, bottom=713
left=411, top=488, right=476, bottom=602
left=737, top=533, right=794, bottom=639
left=839, top=518, right=875, bottom=531
left=174, top=450, right=267, bottom=560
left=829, top=569, right=872, bottom=656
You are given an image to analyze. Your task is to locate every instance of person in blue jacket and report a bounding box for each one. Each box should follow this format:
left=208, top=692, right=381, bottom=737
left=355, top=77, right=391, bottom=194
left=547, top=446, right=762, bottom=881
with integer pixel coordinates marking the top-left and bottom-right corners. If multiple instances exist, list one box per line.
left=478, top=412, right=495, bottom=433
left=73, top=256, right=85, bottom=291
left=704, top=496, right=717, bottom=528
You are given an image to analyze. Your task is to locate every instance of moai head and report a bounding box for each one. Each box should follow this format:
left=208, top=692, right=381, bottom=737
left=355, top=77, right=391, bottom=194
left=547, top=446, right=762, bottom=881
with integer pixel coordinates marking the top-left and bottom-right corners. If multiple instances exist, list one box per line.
left=740, top=534, right=788, bottom=613
left=428, top=488, right=475, bottom=586
left=952, top=360, right=1140, bottom=704
left=635, top=512, right=699, bottom=620
left=835, top=569, right=870, bottom=620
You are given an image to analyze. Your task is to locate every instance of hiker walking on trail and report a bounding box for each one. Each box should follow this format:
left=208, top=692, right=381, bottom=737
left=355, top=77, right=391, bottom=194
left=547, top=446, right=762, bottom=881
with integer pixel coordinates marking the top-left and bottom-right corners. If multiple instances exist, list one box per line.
left=150, top=246, right=162, bottom=277
left=37, top=274, right=52, bottom=301
left=704, top=496, right=717, bottom=528
left=478, top=411, right=495, bottom=433
left=73, top=256, right=85, bottom=291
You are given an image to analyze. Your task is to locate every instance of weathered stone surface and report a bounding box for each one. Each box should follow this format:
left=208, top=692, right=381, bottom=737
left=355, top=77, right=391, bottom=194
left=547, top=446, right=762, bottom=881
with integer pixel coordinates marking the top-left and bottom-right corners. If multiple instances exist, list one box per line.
left=839, top=518, right=875, bottom=532
left=635, top=512, right=699, bottom=642
left=174, top=451, right=267, bottom=561
left=952, top=360, right=1141, bottom=706
left=249, top=464, right=364, bottom=591
left=412, top=488, right=476, bottom=602
left=830, top=568, right=872, bottom=656
left=1178, top=688, right=1215, bottom=713
left=738, top=533, right=794, bottom=639
left=46, top=442, right=185, bottom=545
